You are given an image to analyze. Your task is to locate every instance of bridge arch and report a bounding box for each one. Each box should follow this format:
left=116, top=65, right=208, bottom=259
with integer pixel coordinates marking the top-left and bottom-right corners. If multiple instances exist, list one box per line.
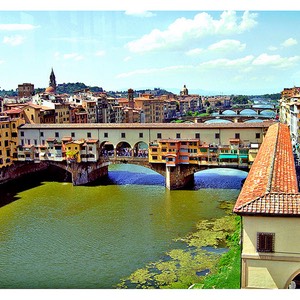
left=222, top=109, right=237, bottom=115
left=240, top=109, right=257, bottom=115
left=100, top=141, right=114, bottom=157
left=260, top=109, right=276, bottom=117
left=193, top=168, right=248, bottom=189
left=204, top=119, right=232, bottom=124
left=133, top=141, right=148, bottom=157
left=116, top=141, right=132, bottom=157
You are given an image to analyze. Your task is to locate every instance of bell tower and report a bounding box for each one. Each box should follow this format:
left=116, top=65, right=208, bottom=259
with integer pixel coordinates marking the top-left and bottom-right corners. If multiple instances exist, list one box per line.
left=49, top=68, right=57, bottom=91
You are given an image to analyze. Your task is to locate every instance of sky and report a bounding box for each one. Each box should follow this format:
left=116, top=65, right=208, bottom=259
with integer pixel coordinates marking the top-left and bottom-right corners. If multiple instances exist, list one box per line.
left=1, top=6, right=300, bottom=95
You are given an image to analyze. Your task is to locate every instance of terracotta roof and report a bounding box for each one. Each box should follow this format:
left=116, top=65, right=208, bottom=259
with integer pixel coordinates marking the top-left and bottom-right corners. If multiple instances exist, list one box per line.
left=234, top=123, right=299, bottom=216
left=235, top=193, right=300, bottom=215
left=86, top=139, right=99, bottom=143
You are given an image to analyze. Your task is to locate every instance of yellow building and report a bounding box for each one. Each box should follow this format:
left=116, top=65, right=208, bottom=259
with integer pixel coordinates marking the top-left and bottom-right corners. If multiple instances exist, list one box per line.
left=54, top=103, right=70, bottom=124
left=65, top=140, right=84, bottom=163
left=234, top=123, right=300, bottom=289
left=0, top=116, right=25, bottom=167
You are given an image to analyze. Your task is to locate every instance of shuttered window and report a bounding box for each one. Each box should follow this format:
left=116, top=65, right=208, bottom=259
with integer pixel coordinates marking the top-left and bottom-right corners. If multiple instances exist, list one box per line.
left=257, top=232, right=275, bottom=252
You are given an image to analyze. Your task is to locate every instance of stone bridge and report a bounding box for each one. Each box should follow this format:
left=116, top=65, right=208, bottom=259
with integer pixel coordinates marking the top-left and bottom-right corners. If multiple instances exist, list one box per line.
left=12, top=122, right=274, bottom=189
left=216, top=107, right=278, bottom=115
left=3, top=155, right=248, bottom=190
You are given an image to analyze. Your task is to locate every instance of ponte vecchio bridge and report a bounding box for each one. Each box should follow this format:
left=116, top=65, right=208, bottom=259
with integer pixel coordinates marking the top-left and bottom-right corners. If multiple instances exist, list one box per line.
left=14, top=122, right=275, bottom=189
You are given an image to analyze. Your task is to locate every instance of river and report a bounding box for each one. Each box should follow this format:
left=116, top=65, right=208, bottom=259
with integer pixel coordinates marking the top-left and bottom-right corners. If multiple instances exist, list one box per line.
left=0, top=164, right=247, bottom=289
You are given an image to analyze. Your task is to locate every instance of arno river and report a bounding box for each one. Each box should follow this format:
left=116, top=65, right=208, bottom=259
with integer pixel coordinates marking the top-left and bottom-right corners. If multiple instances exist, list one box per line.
left=0, top=164, right=247, bottom=288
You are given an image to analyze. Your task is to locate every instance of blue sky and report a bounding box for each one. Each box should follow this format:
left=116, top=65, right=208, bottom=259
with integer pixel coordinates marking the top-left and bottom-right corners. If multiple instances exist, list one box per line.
left=1, top=9, right=300, bottom=95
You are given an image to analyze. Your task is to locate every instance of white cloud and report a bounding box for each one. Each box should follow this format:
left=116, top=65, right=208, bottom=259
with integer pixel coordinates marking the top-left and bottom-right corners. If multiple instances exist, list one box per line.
left=125, top=10, right=155, bottom=18
left=3, top=35, right=25, bottom=46
left=0, top=24, right=38, bottom=31
left=95, top=50, right=106, bottom=57
left=116, top=52, right=300, bottom=81
left=268, top=46, right=278, bottom=51
left=281, top=38, right=298, bottom=47
left=208, top=39, right=246, bottom=52
left=186, top=48, right=204, bottom=56
left=63, top=53, right=84, bottom=61
left=252, top=53, right=300, bottom=68
left=123, top=56, right=132, bottom=62
left=186, top=39, right=245, bottom=56
left=126, top=11, right=257, bottom=53
left=200, top=55, right=254, bottom=69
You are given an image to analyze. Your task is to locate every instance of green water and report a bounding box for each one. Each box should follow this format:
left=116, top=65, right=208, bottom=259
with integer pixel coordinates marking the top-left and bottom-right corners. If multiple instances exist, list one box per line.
left=0, top=165, right=246, bottom=288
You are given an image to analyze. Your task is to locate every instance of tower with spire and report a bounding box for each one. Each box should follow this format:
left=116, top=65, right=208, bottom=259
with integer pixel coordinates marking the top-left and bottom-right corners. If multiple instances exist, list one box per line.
left=49, top=68, right=57, bottom=90
left=45, top=68, right=57, bottom=94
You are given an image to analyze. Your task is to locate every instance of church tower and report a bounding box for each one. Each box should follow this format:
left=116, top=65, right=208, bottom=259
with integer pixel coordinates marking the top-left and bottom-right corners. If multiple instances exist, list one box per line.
left=45, top=68, right=57, bottom=94
left=128, top=88, right=134, bottom=109
left=49, top=68, right=57, bottom=90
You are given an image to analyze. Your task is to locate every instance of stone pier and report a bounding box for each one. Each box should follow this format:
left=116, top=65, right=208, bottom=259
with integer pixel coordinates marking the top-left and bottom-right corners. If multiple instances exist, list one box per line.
left=165, top=164, right=196, bottom=190
left=67, top=161, right=109, bottom=186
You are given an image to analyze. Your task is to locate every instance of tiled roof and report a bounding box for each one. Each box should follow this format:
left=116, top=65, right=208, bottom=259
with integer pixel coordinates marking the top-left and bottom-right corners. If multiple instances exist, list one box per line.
left=235, top=193, right=300, bottom=215
left=233, top=123, right=299, bottom=216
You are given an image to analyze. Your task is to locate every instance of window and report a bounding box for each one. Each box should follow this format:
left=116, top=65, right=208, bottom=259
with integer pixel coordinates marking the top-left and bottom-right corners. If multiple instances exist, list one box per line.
left=40, top=132, right=44, bottom=137
left=152, top=155, right=157, bottom=160
left=256, top=133, right=261, bottom=139
left=235, top=133, right=240, bottom=139
left=176, top=133, right=181, bottom=139
left=121, top=132, right=126, bottom=138
left=157, top=133, right=162, bottom=139
left=257, top=232, right=275, bottom=253
left=104, top=132, right=108, bottom=138
left=195, top=133, right=200, bottom=139
left=87, top=132, right=91, bottom=138
left=139, top=132, right=143, bottom=138
left=55, top=132, right=59, bottom=138
left=20, top=131, right=24, bottom=137
left=215, top=133, right=220, bottom=139
left=71, top=132, right=75, bottom=138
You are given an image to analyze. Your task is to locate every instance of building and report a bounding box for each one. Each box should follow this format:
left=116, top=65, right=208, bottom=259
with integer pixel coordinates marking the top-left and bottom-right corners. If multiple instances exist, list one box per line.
left=233, top=123, right=300, bottom=289
left=0, top=116, right=25, bottom=167
left=16, top=122, right=273, bottom=167
left=17, top=83, right=34, bottom=98
left=279, top=86, right=300, bottom=155
left=134, top=94, right=166, bottom=123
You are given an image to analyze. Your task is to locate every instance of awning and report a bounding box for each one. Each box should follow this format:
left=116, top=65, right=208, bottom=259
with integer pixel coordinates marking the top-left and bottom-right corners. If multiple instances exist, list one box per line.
left=219, top=154, right=238, bottom=159
left=239, top=155, right=248, bottom=158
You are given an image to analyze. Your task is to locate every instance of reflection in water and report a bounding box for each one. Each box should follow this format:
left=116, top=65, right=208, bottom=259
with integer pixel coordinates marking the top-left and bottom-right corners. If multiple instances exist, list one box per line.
left=0, top=165, right=246, bottom=288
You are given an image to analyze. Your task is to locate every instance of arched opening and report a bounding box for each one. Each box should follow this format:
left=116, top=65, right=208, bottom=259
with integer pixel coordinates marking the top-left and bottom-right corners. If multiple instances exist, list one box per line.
left=100, top=141, right=114, bottom=157
left=240, top=109, right=257, bottom=116
left=287, top=272, right=300, bottom=289
left=260, top=110, right=276, bottom=117
left=116, top=141, right=132, bottom=157
left=222, top=109, right=237, bottom=115
left=133, top=141, right=148, bottom=158
left=204, top=119, right=232, bottom=124
left=194, top=168, right=248, bottom=190
left=108, top=163, right=164, bottom=186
